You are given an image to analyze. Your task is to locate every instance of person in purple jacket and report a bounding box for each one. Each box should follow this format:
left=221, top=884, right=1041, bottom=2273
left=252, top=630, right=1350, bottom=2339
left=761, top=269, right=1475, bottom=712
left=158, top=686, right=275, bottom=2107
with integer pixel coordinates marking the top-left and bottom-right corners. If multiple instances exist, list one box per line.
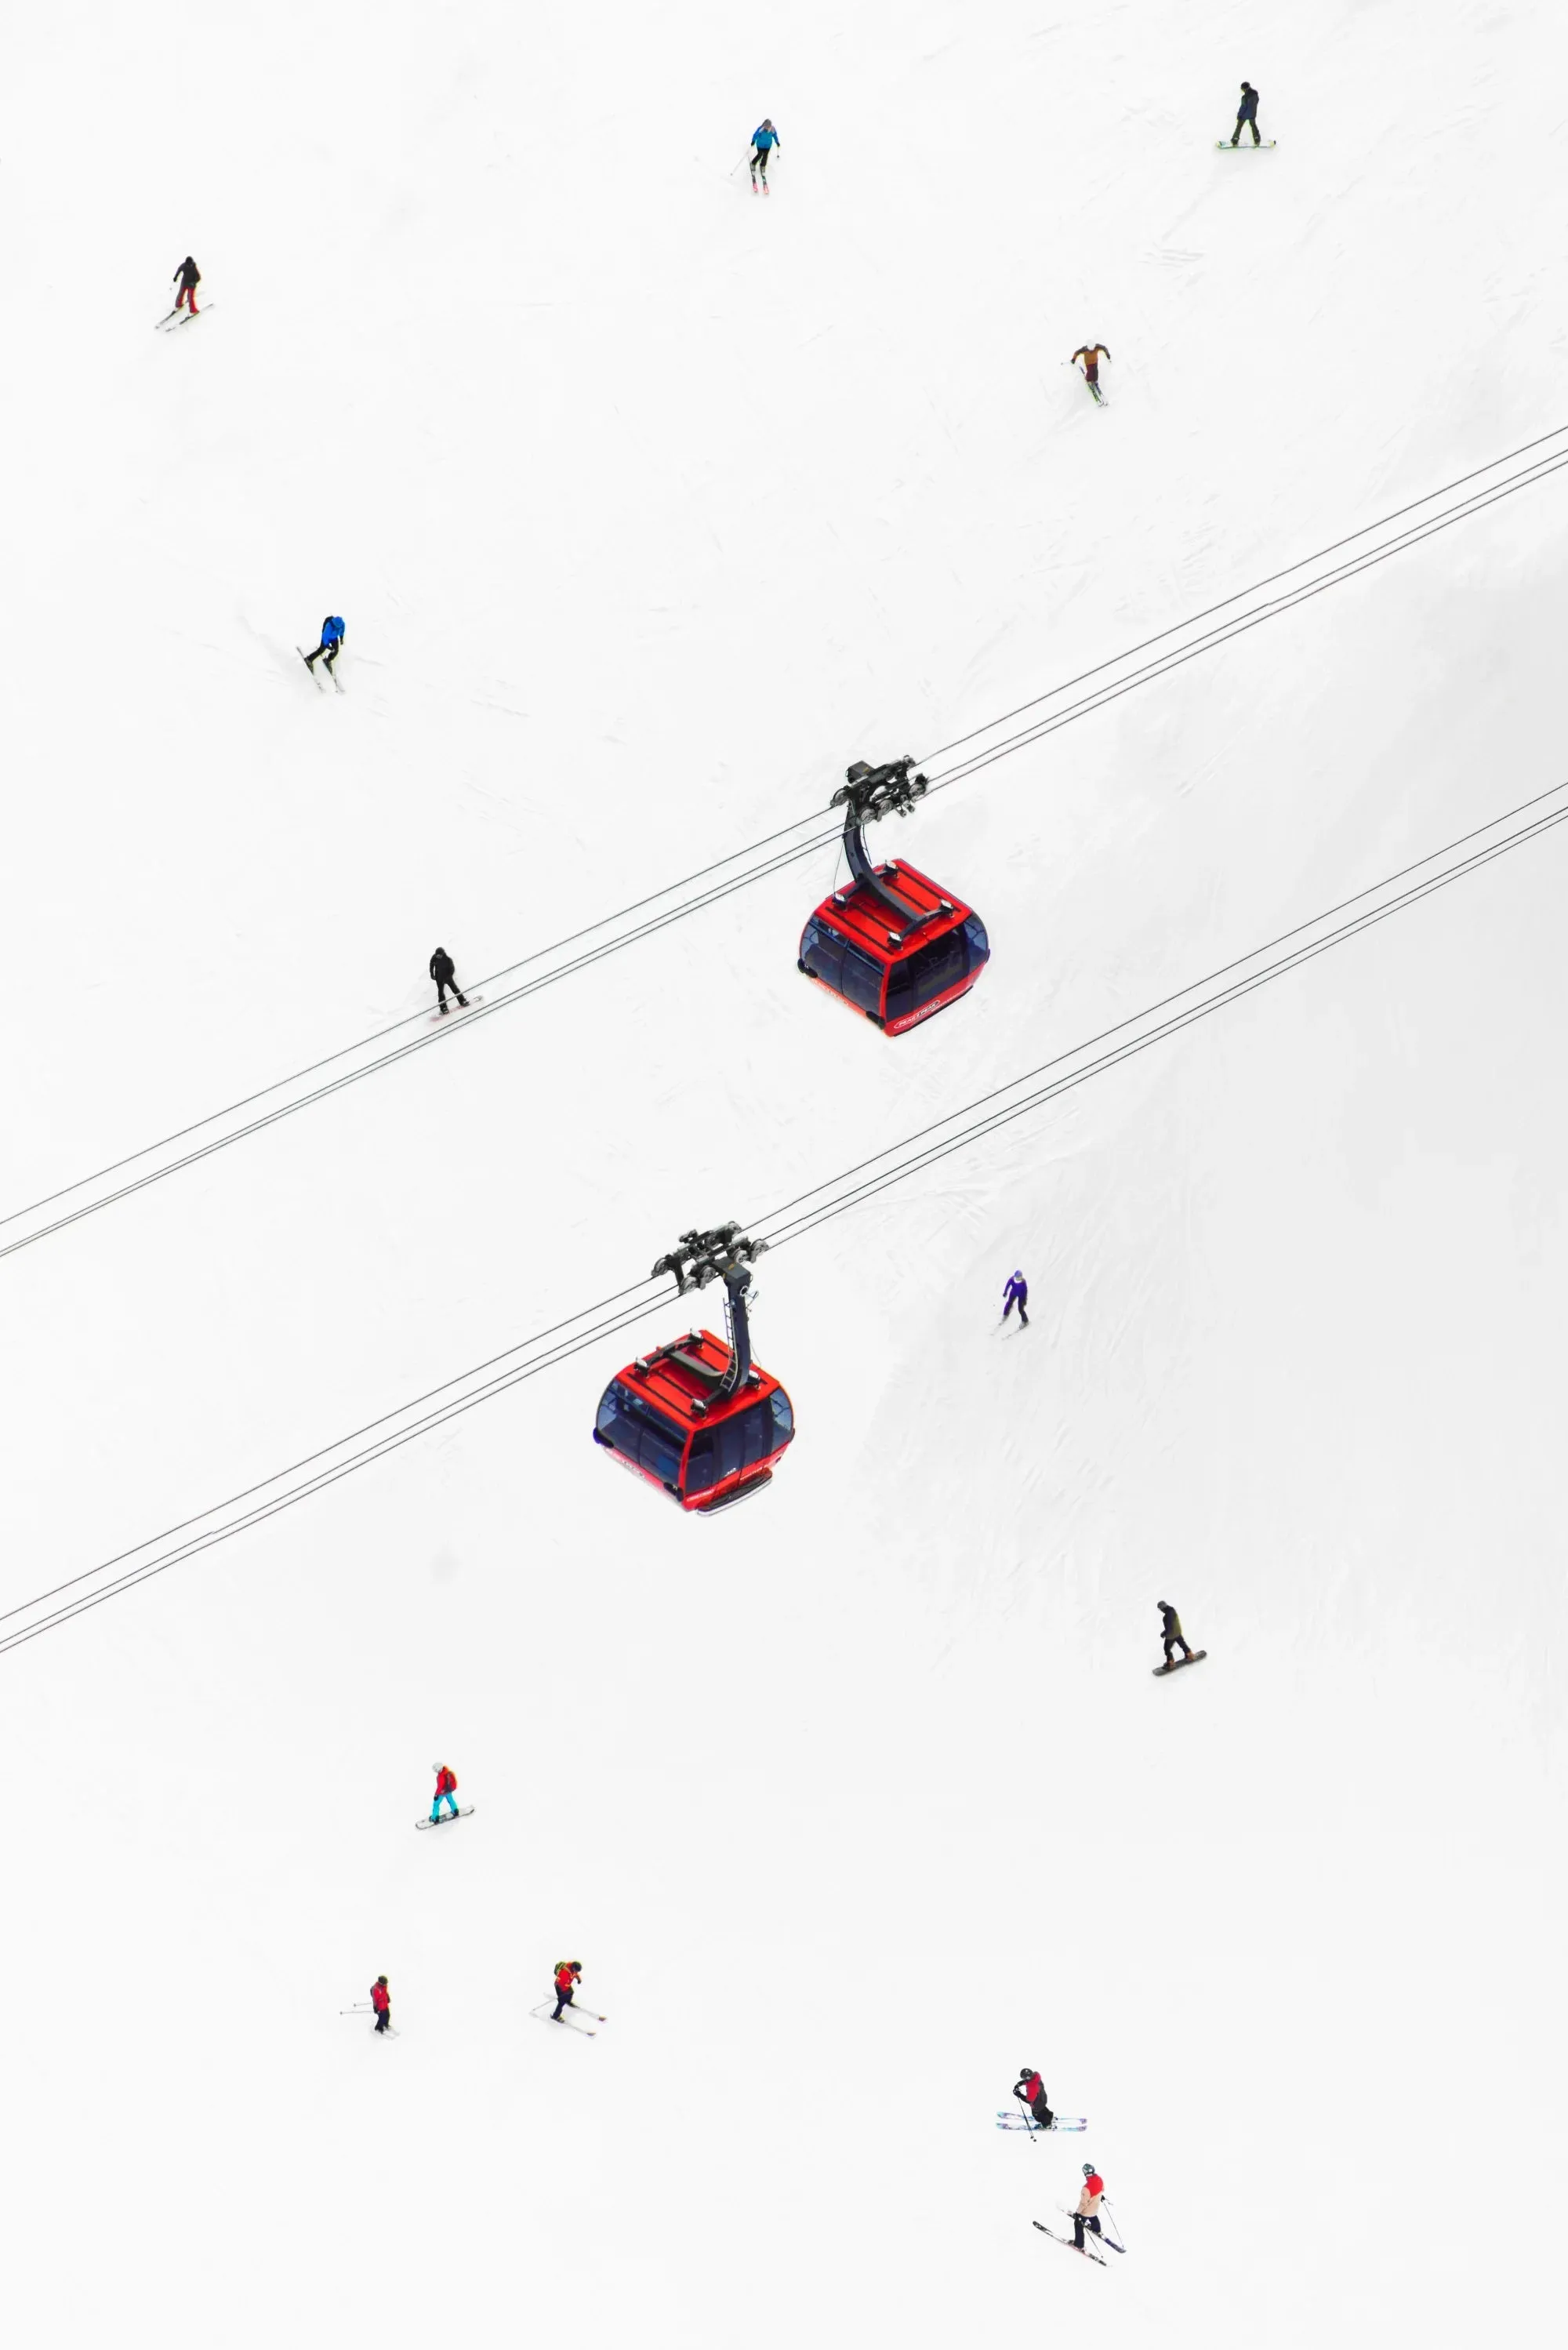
left=1002, top=1269, right=1029, bottom=1329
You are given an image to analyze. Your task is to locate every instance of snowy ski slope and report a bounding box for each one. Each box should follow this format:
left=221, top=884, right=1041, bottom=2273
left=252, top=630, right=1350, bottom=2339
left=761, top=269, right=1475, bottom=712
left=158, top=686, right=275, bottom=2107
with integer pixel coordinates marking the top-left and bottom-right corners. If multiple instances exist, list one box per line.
left=3, top=2, right=1566, bottom=2343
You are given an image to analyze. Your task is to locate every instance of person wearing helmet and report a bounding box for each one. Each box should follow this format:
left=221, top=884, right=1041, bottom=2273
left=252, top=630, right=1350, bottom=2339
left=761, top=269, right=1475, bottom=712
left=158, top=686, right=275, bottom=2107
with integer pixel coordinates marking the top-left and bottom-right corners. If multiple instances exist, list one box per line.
left=750, top=119, right=780, bottom=191
left=304, top=615, right=346, bottom=675
left=1073, top=2163, right=1105, bottom=2251
left=551, top=1959, right=583, bottom=2020
left=1158, top=1601, right=1194, bottom=1668
left=1002, top=1269, right=1029, bottom=1329
left=1230, top=82, right=1261, bottom=147
left=370, top=1974, right=392, bottom=2036
left=429, top=946, right=469, bottom=1015
left=1013, top=2067, right=1054, bottom=2131
left=430, top=1762, right=459, bottom=1823
left=172, top=255, right=201, bottom=315
left=1070, top=344, right=1112, bottom=404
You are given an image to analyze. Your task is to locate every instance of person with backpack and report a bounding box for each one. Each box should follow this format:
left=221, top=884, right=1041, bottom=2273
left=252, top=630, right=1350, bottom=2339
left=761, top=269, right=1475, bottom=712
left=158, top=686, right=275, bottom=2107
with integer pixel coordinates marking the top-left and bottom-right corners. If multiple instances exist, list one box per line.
left=304, top=615, right=345, bottom=675
left=369, top=1975, right=393, bottom=2036
left=750, top=119, right=780, bottom=191
left=1002, top=1269, right=1029, bottom=1328
left=429, top=946, right=469, bottom=1015
left=1230, top=82, right=1262, bottom=146
left=1158, top=1601, right=1194, bottom=1668
left=1073, top=2163, right=1105, bottom=2251
left=1013, top=2067, right=1054, bottom=2130
left=551, top=1959, right=583, bottom=2020
left=430, top=1763, right=459, bottom=1823
left=172, top=256, right=201, bottom=315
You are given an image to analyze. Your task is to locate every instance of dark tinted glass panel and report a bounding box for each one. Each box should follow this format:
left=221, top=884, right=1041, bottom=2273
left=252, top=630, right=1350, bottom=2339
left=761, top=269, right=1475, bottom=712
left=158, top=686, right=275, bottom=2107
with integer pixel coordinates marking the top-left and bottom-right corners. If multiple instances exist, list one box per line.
left=800, top=917, right=845, bottom=990
left=963, top=913, right=990, bottom=964
left=886, top=928, right=969, bottom=1019
left=839, top=941, right=885, bottom=1015
left=769, top=1389, right=795, bottom=1447
left=685, top=1428, right=718, bottom=1496
left=597, top=1382, right=684, bottom=1487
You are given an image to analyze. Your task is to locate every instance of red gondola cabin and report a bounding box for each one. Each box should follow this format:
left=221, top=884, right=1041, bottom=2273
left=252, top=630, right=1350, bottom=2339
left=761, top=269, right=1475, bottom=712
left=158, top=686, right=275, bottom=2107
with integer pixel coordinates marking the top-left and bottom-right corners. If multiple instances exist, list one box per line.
left=799, top=758, right=990, bottom=1035
left=593, top=1227, right=794, bottom=1513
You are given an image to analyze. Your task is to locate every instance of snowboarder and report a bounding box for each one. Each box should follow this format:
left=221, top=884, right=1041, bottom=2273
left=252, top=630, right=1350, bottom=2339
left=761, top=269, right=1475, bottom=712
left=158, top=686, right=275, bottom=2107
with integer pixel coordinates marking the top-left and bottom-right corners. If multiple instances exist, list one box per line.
left=551, top=1959, right=583, bottom=2020
left=1230, top=82, right=1261, bottom=146
left=1013, top=2068, right=1054, bottom=2130
left=304, top=616, right=345, bottom=675
left=370, top=1974, right=392, bottom=2035
left=750, top=120, right=780, bottom=190
left=1158, top=1601, right=1194, bottom=1668
left=1073, top=2163, right=1105, bottom=2252
left=429, top=946, right=469, bottom=1014
left=430, top=1762, right=459, bottom=1822
left=1070, top=345, right=1112, bottom=402
left=1002, top=1269, right=1029, bottom=1328
left=172, top=256, right=201, bottom=315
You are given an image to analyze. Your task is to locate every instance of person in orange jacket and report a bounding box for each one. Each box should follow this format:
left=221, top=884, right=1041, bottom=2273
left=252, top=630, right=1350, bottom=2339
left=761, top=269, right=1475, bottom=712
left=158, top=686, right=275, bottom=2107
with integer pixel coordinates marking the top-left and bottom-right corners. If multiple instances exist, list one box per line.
left=552, top=1958, right=583, bottom=2020
left=370, top=1975, right=392, bottom=2036
left=1073, top=2163, right=1105, bottom=2251
left=431, top=1763, right=459, bottom=1824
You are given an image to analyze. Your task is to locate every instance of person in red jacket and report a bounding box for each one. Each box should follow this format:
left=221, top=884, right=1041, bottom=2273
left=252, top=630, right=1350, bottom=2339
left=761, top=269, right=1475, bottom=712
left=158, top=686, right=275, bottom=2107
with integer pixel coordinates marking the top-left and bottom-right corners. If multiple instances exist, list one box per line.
left=370, top=1975, right=392, bottom=2036
left=1073, top=2163, right=1105, bottom=2250
left=1012, top=2067, right=1054, bottom=2130
left=430, top=1763, right=459, bottom=1824
left=551, top=1958, right=583, bottom=2020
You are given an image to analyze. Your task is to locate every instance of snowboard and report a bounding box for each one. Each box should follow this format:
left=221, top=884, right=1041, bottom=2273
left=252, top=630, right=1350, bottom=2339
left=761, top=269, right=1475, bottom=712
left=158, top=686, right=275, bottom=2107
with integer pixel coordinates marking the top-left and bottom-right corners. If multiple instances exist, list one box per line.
left=1153, top=1650, right=1207, bottom=1677
left=429, top=994, right=486, bottom=1025
left=415, top=1806, right=475, bottom=1829
left=1215, top=139, right=1276, bottom=149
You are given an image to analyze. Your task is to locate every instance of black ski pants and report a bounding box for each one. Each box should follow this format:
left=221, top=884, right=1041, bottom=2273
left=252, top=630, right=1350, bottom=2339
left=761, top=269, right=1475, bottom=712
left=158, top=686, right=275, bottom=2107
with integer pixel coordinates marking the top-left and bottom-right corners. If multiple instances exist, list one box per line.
left=1163, top=1636, right=1193, bottom=1665
left=1031, top=2097, right=1054, bottom=2130
left=375, top=2007, right=391, bottom=2034
left=552, top=1990, right=575, bottom=2020
left=1232, top=115, right=1261, bottom=145
left=1073, top=2214, right=1102, bottom=2250
left=306, top=641, right=339, bottom=670
left=435, top=977, right=468, bottom=1010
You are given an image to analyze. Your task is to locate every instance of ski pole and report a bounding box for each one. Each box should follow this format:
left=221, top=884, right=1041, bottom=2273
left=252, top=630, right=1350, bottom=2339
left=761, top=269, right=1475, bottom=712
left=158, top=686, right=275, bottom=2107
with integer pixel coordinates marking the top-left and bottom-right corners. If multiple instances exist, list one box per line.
left=1102, top=2196, right=1128, bottom=2249
left=339, top=2004, right=373, bottom=2014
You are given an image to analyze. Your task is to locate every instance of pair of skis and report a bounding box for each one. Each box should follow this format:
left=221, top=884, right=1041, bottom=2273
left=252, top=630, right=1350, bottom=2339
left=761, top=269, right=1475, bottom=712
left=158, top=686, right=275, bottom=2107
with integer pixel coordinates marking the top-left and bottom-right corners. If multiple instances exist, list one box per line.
left=996, top=2111, right=1087, bottom=2134
left=154, top=304, right=213, bottom=331
left=1033, top=2218, right=1124, bottom=2263
left=531, top=1999, right=606, bottom=2037
left=297, top=644, right=343, bottom=686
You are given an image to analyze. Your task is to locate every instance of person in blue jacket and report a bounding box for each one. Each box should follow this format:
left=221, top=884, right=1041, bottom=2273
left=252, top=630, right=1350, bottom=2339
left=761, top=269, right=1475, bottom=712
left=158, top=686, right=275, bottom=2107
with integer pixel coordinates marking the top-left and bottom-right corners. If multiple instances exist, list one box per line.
left=305, top=615, right=346, bottom=674
left=1229, top=82, right=1261, bottom=147
left=750, top=119, right=779, bottom=190
left=1002, top=1269, right=1029, bottom=1329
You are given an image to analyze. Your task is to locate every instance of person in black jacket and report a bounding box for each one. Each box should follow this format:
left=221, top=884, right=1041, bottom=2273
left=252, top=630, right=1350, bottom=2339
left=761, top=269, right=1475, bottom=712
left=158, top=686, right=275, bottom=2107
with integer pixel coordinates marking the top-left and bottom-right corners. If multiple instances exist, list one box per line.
left=430, top=947, right=469, bottom=1014
left=1230, top=83, right=1261, bottom=147
left=172, top=256, right=201, bottom=315
left=1158, top=1602, right=1194, bottom=1667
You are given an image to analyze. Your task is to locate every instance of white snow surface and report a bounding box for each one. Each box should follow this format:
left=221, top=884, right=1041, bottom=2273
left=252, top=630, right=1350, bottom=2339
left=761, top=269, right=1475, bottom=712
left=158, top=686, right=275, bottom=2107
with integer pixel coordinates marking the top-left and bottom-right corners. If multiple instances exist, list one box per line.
left=4, top=2, right=1566, bottom=2341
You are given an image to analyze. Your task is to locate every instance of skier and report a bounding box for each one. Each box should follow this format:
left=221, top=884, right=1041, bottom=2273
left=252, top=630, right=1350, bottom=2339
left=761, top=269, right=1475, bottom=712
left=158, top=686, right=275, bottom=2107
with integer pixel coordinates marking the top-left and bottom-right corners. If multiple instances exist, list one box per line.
left=430, top=1762, right=459, bottom=1822
left=369, top=1974, right=392, bottom=2036
left=429, top=946, right=469, bottom=1014
left=1070, top=344, right=1112, bottom=401
left=1230, top=82, right=1261, bottom=146
left=1002, top=1269, right=1029, bottom=1328
left=750, top=119, right=780, bottom=191
left=1073, top=2163, right=1105, bottom=2252
left=1013, top=2067, right=1054, bottom=2130
left=172, top=256, right=201, bottom=315
left=551, top=1958, right=583, bottom=2020
left=304, top=616, right=345, bottom=675
left=1158, top=1600, right=1194, bottom=1668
